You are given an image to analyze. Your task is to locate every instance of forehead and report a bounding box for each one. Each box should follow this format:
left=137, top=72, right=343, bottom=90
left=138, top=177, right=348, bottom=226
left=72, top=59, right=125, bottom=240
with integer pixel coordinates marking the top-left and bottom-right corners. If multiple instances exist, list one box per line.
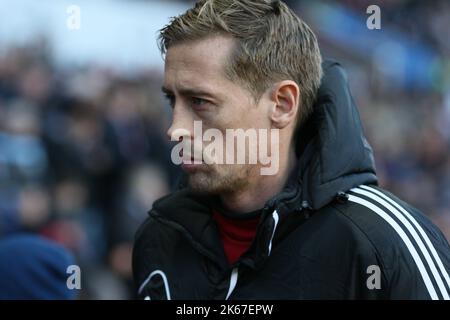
left=163, top=35, right=235, bottom=90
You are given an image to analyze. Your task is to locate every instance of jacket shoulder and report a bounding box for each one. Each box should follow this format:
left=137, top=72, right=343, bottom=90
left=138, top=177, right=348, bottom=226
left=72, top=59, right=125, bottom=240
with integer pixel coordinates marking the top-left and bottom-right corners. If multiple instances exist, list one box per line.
left=329, top=184, right=450, bottom=299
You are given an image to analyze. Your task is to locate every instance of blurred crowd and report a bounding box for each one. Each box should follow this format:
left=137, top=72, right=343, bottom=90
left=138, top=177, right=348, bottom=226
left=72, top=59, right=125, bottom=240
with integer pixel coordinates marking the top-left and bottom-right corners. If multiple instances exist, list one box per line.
left=0, top=0, right=449, bottom=299
left=0, top=39, right=180, bottom=298
left=323, top=0, right=450, bottom=239
left=338, top=0, right=450, bottom=57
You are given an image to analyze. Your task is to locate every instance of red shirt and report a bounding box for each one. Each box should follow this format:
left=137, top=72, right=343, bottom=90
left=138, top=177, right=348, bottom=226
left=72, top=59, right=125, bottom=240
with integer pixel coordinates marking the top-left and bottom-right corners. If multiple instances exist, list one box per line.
left=212, top=209, right=261, bottom=265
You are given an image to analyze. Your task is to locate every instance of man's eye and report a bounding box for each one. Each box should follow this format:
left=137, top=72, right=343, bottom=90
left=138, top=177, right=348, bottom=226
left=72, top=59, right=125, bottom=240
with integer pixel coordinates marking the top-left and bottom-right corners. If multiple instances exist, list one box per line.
left=191, top=97, right=208, bottom=108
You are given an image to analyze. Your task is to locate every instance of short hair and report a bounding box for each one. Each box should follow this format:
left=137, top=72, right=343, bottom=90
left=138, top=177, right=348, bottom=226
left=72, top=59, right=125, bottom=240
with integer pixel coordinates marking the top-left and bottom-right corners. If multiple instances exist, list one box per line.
left=159, top=0, right=323, bottom=125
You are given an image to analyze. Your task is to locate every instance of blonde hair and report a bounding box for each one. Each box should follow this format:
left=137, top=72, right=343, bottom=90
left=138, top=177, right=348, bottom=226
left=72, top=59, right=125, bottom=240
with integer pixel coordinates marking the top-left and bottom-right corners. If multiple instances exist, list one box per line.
left=159, top=0, right=322, bottom=124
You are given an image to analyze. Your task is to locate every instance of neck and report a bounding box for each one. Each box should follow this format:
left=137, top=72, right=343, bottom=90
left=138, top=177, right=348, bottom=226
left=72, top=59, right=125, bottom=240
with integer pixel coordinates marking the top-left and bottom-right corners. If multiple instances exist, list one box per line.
left=220, top=147, right=297, bottom=213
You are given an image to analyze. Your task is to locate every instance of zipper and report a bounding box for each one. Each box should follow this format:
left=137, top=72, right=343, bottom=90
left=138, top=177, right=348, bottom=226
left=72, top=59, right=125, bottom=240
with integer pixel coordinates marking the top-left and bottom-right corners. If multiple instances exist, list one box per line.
left=268, top=210, right=280, bottom=256
left=225, top=209, right=279, bottom=299
left=225, top=267, right=239, bottom=300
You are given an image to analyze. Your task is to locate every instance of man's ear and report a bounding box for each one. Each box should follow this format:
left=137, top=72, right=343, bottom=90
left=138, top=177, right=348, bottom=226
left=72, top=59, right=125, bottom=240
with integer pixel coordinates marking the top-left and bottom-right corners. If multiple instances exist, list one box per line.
left=269, top=80, right=300, bottom=129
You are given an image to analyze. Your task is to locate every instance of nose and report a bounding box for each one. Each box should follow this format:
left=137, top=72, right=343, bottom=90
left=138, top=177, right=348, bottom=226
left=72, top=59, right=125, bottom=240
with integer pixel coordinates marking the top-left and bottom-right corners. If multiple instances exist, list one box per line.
left=166, top=104, right=193, bottom=142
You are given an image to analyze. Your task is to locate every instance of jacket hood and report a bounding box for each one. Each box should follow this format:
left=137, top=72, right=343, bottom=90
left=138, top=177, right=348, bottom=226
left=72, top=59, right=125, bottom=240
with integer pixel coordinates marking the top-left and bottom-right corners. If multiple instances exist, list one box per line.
left=274, top=60, right=378, bottom=212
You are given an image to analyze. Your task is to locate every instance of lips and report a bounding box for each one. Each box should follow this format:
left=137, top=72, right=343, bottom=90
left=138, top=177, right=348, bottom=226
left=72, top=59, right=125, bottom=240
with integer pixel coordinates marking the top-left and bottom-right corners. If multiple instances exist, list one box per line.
left=182, top=157, right=203, bottom=165
left=181, top=161, right=205, bottom=174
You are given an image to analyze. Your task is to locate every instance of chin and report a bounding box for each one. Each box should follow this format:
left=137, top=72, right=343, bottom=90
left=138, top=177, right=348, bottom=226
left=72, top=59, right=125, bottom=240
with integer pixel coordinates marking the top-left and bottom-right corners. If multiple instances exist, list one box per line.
left=188, top=172, right=223, bottom=194
left=187, top=167, right=250, bottom=195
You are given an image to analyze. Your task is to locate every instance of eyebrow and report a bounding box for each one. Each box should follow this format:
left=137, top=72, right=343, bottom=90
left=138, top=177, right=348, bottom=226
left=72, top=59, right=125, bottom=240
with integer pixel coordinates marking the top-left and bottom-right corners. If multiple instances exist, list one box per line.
left=161, top=86, right=219, bottom=101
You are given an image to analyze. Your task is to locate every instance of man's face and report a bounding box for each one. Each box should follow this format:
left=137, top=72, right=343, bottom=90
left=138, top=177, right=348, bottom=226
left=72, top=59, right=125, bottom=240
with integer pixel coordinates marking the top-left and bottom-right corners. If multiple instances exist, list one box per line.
left=164, top=35, right=272, bottom=194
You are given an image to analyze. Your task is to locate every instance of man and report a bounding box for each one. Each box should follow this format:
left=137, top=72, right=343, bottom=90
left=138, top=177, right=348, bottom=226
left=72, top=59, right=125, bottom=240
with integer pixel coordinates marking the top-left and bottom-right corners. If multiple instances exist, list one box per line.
left=133, top=0, right=450, bottom=299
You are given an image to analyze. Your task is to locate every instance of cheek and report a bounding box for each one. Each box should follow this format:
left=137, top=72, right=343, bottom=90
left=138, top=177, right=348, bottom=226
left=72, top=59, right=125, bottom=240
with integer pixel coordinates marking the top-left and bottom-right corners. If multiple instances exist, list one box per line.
left=238, top=109, right=268, bottom=130
left=200, top=111, right=232, bottom=133
left=201, top=97, right=267, bottom=136
left=220, top=106, right=261, bottom=130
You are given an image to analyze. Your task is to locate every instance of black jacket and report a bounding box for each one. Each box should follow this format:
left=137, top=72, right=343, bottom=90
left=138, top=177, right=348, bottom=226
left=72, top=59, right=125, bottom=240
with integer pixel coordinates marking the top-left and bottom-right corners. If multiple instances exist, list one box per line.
left=133, top=61, right=450, bottom=300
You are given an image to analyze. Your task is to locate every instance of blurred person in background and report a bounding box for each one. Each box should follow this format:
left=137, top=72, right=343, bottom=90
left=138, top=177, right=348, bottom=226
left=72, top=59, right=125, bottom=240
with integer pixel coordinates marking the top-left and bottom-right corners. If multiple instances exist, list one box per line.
left=0, top=234, right=76, bottom=299
left=0, top=40, right=176, bottom=299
